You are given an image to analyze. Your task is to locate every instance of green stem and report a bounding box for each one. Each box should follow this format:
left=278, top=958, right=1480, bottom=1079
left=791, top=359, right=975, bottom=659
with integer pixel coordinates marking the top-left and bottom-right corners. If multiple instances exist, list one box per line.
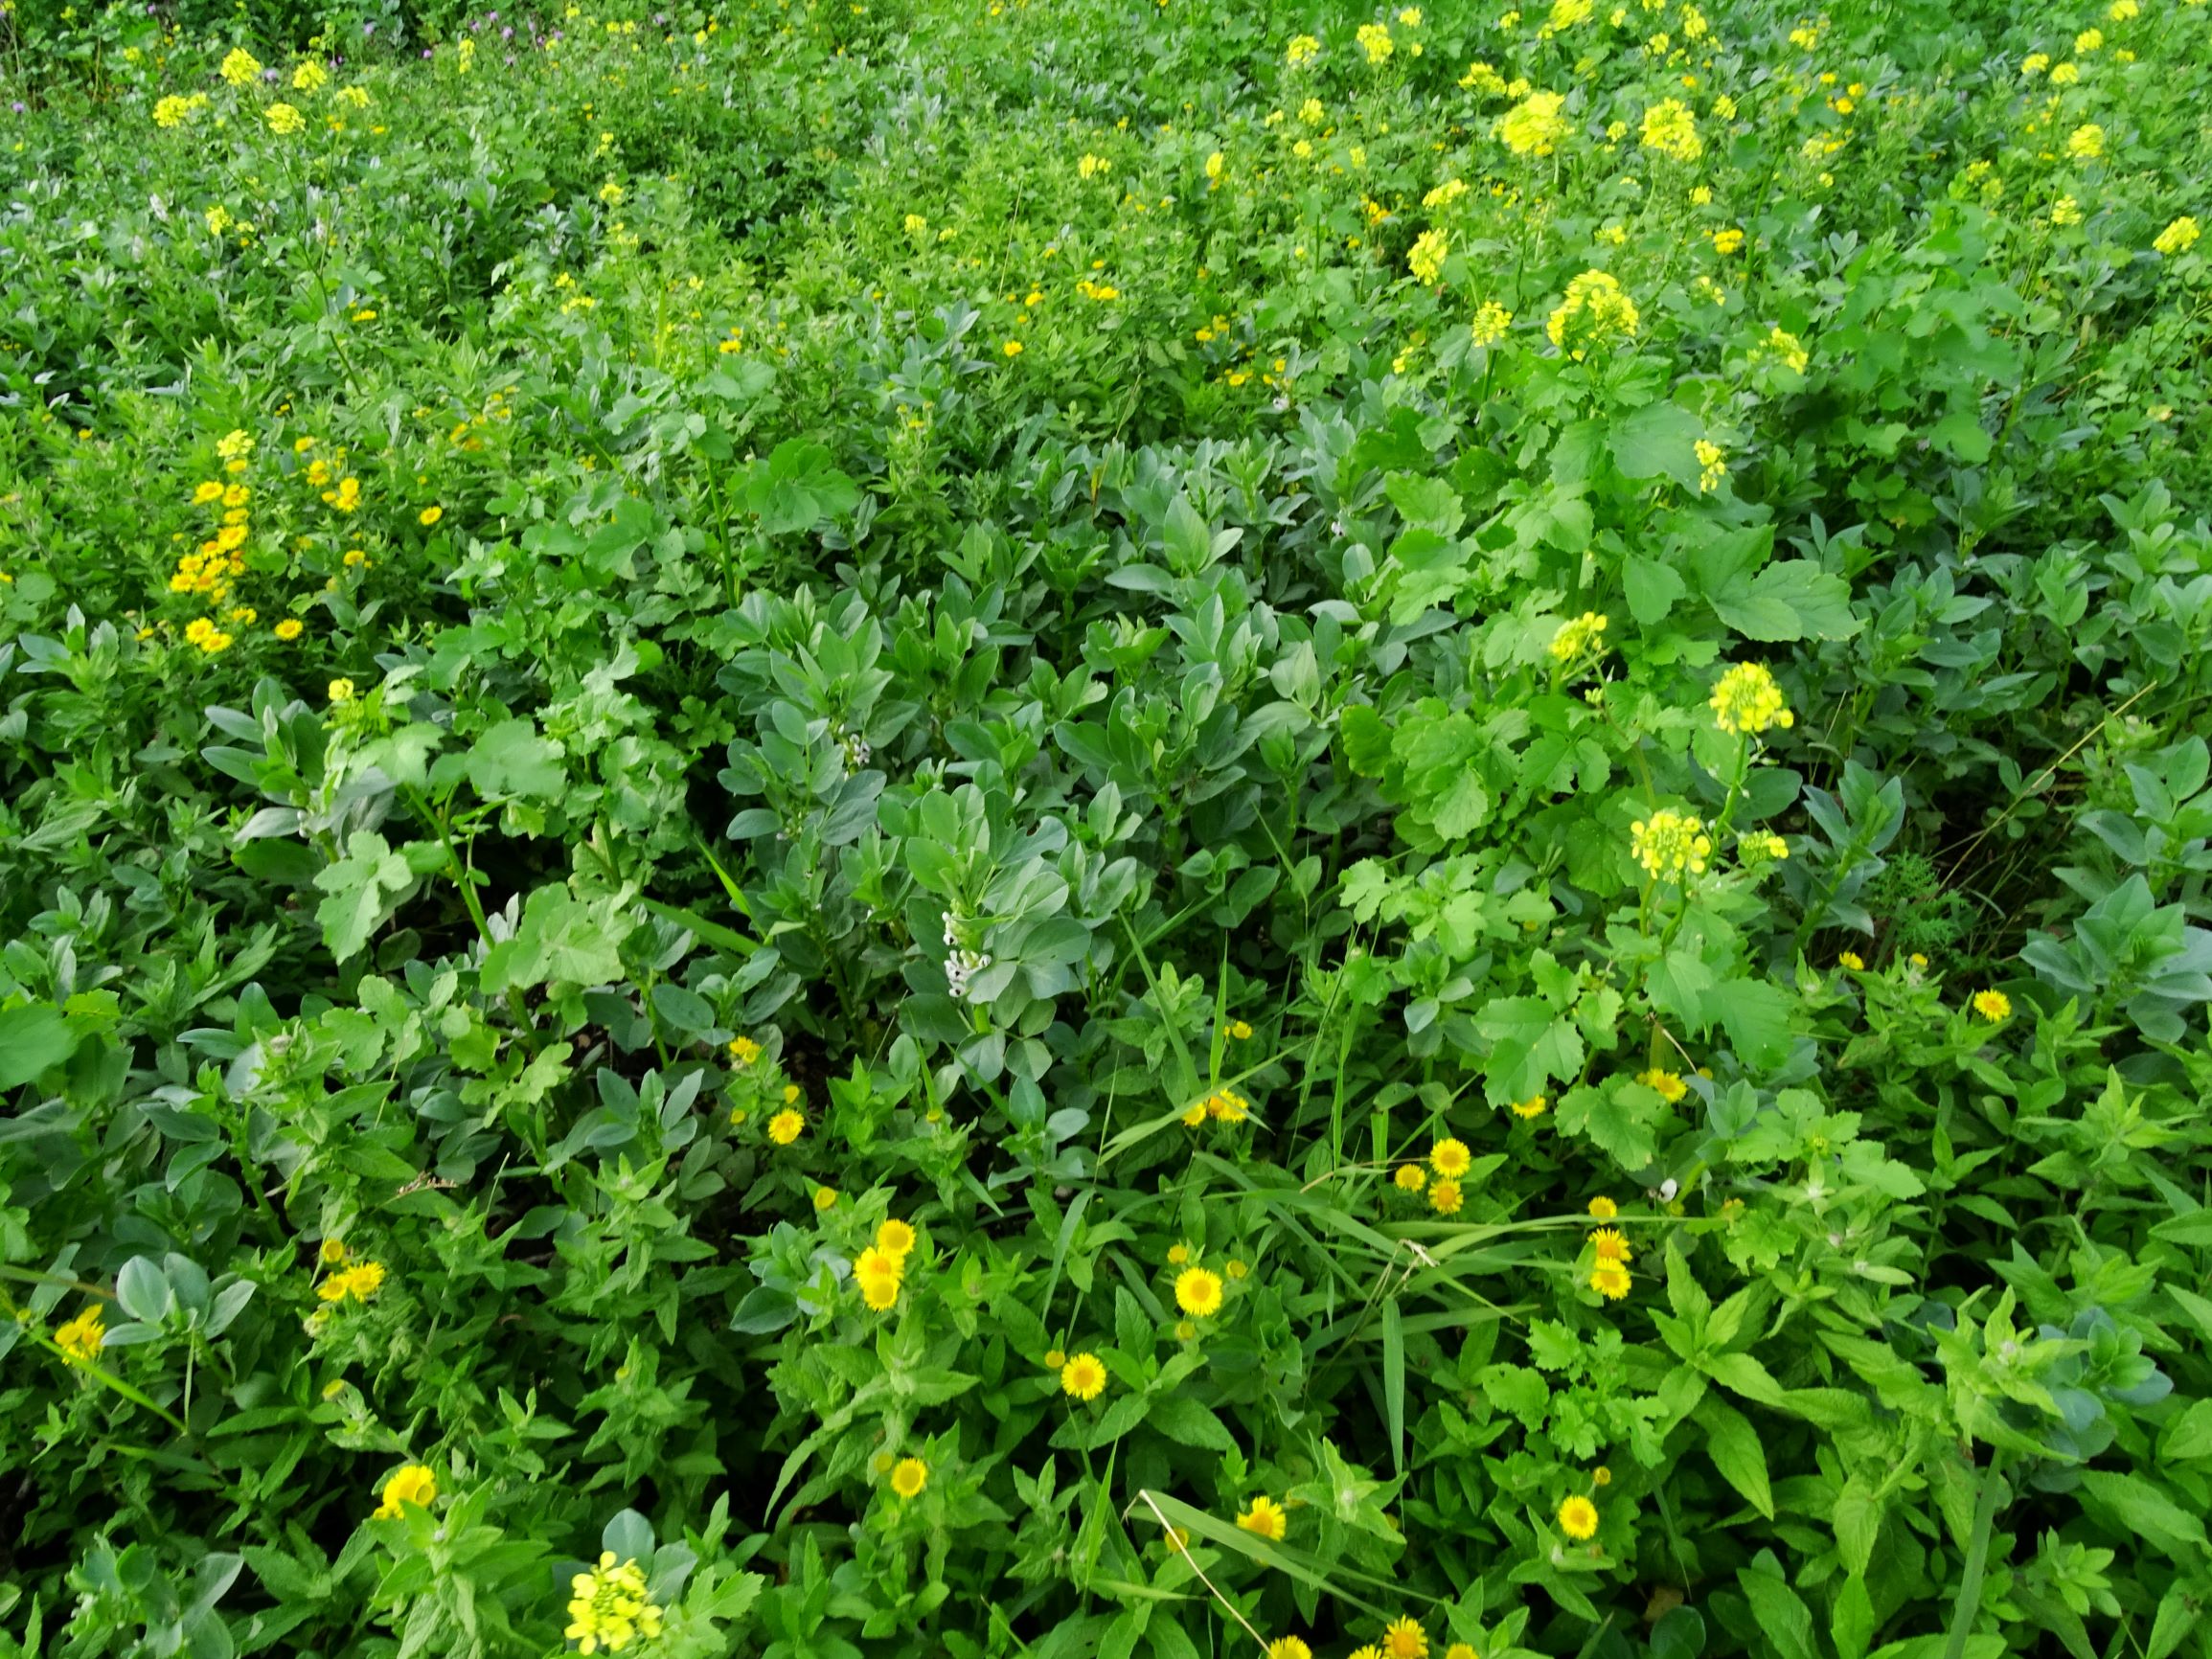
left=1942, top=1448, right=2006, bottom=1659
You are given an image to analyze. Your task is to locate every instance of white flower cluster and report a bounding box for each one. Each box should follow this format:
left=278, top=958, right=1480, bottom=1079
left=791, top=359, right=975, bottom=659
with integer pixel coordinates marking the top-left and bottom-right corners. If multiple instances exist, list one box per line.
left=946, top=947, right=992, bottom=1000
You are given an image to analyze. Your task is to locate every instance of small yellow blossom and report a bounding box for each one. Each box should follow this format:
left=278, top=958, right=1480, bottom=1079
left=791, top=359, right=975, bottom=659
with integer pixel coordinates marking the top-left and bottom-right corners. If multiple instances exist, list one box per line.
left=890, top=1457, right=928, bottom=1498
left=373, top=1465, right=437, bottom=1519
left=1061, top=1352, right=1108, bottom=1400
left=1238, top=1494, right=1289, bottom=1539
left=767, top=1108, right=805, bottom=1145
left=1972, top=989, right=2012, bottom=1022
left=1175, top=1266, right=1224, bottom=1317
left=1558, top=1494, right=1600, bottom=1537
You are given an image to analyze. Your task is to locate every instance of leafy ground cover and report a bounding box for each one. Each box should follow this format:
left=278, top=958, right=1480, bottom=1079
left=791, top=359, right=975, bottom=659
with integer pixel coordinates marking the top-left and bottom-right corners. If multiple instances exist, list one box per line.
left=4, top=0, right=2212, bottom=1654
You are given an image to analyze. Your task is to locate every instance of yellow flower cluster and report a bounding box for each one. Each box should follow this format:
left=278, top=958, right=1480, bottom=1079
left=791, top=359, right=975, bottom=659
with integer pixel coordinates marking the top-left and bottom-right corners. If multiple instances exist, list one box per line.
left=153, top=93, right=211, bottom=127
left=1546, top=269, right=1639, bottom=358
left=855, top=1218, right=919, bottom=1309
left=2154, top=216, right=2200, bottom=256
left=265, top=102, right=307, bottom=136
left=1286, top=33, right=1320, bottom=64
left=1639, top=97, right=1701, bottom=161
left=1497, top=88, right=1570, bottom=155
left=1630, top=810, right=1711, bottom=879
left=1357, top=22, right=1394, bottom=63
left=2065, top=123, right=2105, bottom=160
left=565, top=1553, right=664, bottom=1654
left=183, top=617, right=235, bottom=655
left=1406, top=229, right=1448, bottom=284
left=219, top=47, right=262, bottom=86
left=1470, top=300, right=1514, bottom=346
left=316, top=1260, right=387, bottom=1303
left=1709, top=661, right=1793, bottom=735
left=1548, top=609, right=1608, bottom=662
left=1695, top=438, right=1726, bottom=493
left=1764, top=327, right=1811, bottom=373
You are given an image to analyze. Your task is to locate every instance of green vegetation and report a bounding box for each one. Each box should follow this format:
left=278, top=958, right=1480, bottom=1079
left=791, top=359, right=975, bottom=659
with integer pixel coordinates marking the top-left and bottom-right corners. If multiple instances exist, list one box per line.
left=4, top=0, right=2212, bottom=1655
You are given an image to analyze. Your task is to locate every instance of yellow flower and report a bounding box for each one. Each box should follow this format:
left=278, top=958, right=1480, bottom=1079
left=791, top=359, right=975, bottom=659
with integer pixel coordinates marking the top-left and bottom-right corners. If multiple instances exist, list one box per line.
left=1592, top=1466, right=1611, bottom=1487
left=1357, top=22, right=1394, bottom=62
left=55, top=1306, right=106, bottom=1364
left=1639, top=97, right=1701, bottom=161
left=2074, top=26, right=2103, bottom=52
left=271, top=618, right=304, bottom=641
left=2049, top=195, right=2083, bottom=228
left=1470, top=301, right=1514, bottom=347
left=1557, top=1494, right=1599, bottom=1538
left=1237, top=1494, right=1288, bottom=1539
left=1445, top=1647, right=1477, bottom=1659
left=1407, top=229, right=1448, bottom=284
left=1710, top=661, right=1792, bottom=734
left=265, top=102, right=307, bottom=137
left=2066, top=124, right=2105, bottom=160
left=1287, top=33, right=1320, bottom=63
left=1061, top=1352, right=1108, bottom=1401
left=1545, top=269, right=1639, bottom=358
left=599, top=180, right=626, bottom=205
left=1384, top=1618, right=1428, bottom=1659
left=1175, top=1266, right=1224, bottom=1317
left=1496, top=89, right=1570, bottom=155
left=1227, top=1018, right=1253, bottom=1040
left=1205, top=150, right=1224, bottom=182
left=328, top=677, right=356, bottom=705
left=1394, top=1163, right=1427, bottom=1191
left=1003, top=339, right=1024, bottom=357
left=1590, top=1227, right=1632, bottom=1263
left=1765, top=328, right=1811, bottom=373
left=1695, top=439, right=1727, bottom=493
left=812, top=1186, right=838, bottom=1213
left=565, top=1553, right=664, bottom=1656
left=1206, top=1088, right=1250, bottom=1122
left=1167, top=1242, right=1191, bottom=1265
left=219, top=47, right=263, bottom=85
left=767, top=1108, right=805, bottom=1145
left=2020, top=52, right=2049, bottom=75
left=890, top=1457, right=927, bottom=1498
left=1630, top=810, right=1711, bottom=880
left=1547, top=612, right=1616, bottom=670
left=2049, top=62, right=2079, bottom=84
left=2155, top=216, right=2201, bottom=256
left=877, top=1218, right=918, bottom=1260
left=1511, top=1094, right=1547, bottom=1119
left=292, top=59, right=329, bottom=92
left=1268, top=1642, right=1311, bottom=1659
left=1429, top=1178, right=1464, bottom=1216
left=373, top=1464, right=438, bottom=1519
left=1638, top=1068, right=1688, bottom=1103
left=1711, top=227, right=1745, bottom=256
left=1590, top=1261, right=1632, bottom=1300
left=1430, top=1137, right=1472, bottom=1177
left=418, top=505, right=444, bottom=527
left=728, top=1034, right=763, bottom=1065
left=1972, top=989, right=2012, bottom=1022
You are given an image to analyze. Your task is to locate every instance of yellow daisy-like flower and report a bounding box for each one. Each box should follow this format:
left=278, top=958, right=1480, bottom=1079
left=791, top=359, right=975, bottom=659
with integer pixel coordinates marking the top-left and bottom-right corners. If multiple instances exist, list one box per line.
left=1227, top=1018, right=1253, bottom=1040
left=1511, top=1094, right=1547, bottom=1119
left=1430, top=1137, right=1472, bottom=1177
left=1061, top=1352, right=1108, bottom=1401
left=1384, top=1618, right=1428, bottom=1659
left=1268, top=1641, right=1311, bottom=1659
left=274, top=618, right=305, bottom=641
left=1167, top=1242, right=1191, bottom=1266
left=877, top=1218, right=918, bottom=1260
left=1587, top=1195, right=1618, bottom=1219
left=373, top=1464, right=438, bottom=1520
left=728, top=1034, right=763, bottom=1065
left=1637, top=1068, right=1688, bottom=1103
left=1394, top=1163, right=1427, bottom=1192
left=1590, top=1261, right=1632, bottom=1300
left=1429, top=1178, right=1464, bottom=1216
left=890, top=1457, right=928, bottom=1498
left=1590, top=1227, right=1632, bottom=1263
left=812, top=1186, right=838, bottom=1213
left=1175, top=1267, right=1224, bottom=1318
left=1558, top=1494, right=1599, bottom=1538
left=328, top=678, right=356, bottom=705
left=1237, top=1494, right=1288, bottom=1539
left=767, top=1108, right=805, bottom=1145
left=1446, top=1647, right=1477, bottom=1659
left=418, top=505, right=444, bottom=527
left=1971, top=989, right=2012, bottom=1022
left=1003, top=339, right=1024, bottom=357
left=1838, top=950, right=1866, bottom=971
left=55, top=1306, right=106, bottom=1365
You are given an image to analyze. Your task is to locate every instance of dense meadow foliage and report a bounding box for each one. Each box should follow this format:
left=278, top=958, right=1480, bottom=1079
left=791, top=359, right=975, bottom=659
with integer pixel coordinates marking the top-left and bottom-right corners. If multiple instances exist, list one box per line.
left=4, top=0, right=2212, bottom=1653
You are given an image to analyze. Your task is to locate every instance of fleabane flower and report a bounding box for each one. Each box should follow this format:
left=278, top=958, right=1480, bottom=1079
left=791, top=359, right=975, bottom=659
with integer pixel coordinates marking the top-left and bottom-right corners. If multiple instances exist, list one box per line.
left=1238, top=1494, right=1288, bottom=1539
